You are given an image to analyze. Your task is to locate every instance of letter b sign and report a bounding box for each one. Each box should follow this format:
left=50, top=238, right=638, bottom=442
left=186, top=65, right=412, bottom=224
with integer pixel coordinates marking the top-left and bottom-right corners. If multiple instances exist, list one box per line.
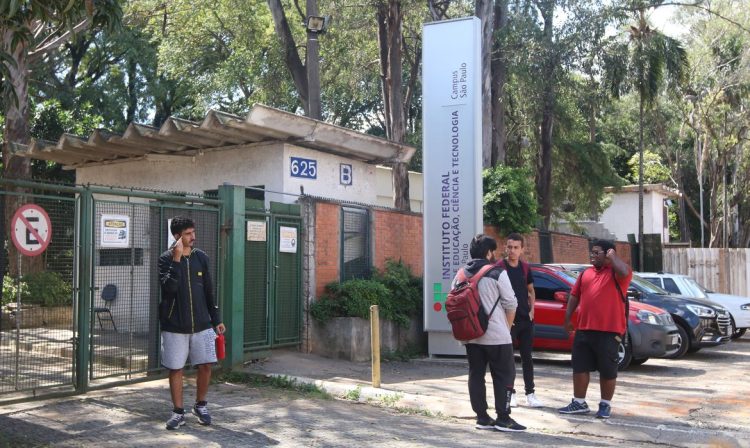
left=340, top=164, right=352, bottom=186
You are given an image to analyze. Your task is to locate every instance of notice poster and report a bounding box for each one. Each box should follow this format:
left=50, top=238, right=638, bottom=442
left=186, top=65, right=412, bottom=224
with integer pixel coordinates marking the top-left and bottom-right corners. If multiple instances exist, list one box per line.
left=101, top=214, right=130, bottom=248
left=279, top=226, right=298, bottom=253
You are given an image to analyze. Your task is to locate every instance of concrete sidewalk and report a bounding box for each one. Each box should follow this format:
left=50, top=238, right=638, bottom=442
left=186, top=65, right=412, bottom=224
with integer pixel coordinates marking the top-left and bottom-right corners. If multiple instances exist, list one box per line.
left=244, top=349, right=749, bottom=448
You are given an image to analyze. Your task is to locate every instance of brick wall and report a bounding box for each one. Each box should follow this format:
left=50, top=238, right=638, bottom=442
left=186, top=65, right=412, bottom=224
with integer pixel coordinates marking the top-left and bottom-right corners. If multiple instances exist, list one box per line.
left=373, top=209, right=423, bottom=276
left=313, top=202, right=634, bottom=300
left=482, top=226, right=541, bottom=263
left=483, top=226, right=633, bottom=266
left=314, top=202, right=340, bottom=298
left=551, top=232, right=591, bottom=264
left=312, top=201, right=423, bottom=299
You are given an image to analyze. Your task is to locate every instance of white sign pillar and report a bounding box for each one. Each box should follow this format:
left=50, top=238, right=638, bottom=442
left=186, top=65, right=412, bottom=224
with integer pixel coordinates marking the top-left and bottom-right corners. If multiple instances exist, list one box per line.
left=422, top=17, right=484, bottom=356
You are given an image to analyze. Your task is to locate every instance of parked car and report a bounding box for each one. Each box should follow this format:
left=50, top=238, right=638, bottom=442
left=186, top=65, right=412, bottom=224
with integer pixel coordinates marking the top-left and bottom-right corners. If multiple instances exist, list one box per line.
left=548, top=264, right=732, bottom=358
left=528, top=265, right=679, bottom=370
left=639, top=272, right=750, bottom=339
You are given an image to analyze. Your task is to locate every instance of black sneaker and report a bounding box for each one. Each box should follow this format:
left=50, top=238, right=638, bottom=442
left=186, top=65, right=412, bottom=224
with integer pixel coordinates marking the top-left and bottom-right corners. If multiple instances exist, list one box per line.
left=494, top=417, right=527, bottom=432
left=475, top=416, right=496, bottom=430
left=192, top=402, right=212, bottom=425
left=165, top=411, right=185, bottom=430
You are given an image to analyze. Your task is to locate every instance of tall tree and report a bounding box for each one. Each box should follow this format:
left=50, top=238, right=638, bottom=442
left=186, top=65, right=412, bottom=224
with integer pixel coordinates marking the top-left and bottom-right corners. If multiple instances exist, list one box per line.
left=1, top=0, right=120, bottom=276
left=605, top=1, right=688, bottom=264
left=377, top=0, right=410, bottom=210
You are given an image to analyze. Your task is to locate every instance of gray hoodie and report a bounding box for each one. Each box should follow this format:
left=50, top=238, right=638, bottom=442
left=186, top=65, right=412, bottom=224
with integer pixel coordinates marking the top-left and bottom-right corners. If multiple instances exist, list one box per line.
left=451, top=259, right=517, bottom=345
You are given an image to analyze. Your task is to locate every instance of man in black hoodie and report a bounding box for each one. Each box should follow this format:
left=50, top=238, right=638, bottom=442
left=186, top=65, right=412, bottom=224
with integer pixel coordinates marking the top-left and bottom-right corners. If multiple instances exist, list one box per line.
left=159, top=216, right=225, bottom=430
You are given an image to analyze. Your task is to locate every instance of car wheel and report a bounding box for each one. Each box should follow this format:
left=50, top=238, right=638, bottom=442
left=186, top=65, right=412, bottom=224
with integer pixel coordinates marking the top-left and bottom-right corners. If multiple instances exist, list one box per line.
left=617, top=339, right=632, bottom=371
left=630, top=357, right=648, bottom=366
left=664, top=324, right=690, bottom=359
left=730, top=317, right=746, bottom=339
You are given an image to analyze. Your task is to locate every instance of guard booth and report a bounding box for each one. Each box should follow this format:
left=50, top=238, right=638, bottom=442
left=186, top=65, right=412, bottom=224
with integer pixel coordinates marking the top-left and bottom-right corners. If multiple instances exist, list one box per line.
left=4, top=104, right=413, bottom=401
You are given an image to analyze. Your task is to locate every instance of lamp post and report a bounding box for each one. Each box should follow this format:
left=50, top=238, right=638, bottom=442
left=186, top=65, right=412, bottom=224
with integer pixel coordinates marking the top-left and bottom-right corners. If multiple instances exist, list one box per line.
left=305, top=7, right=329, bottom=120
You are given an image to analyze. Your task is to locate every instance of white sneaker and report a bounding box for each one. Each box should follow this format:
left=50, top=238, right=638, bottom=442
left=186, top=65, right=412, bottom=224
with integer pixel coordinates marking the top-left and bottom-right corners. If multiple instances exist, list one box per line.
left=525, top=393, right=544, bottom=408
left=509, top=393, right=518, bottom=408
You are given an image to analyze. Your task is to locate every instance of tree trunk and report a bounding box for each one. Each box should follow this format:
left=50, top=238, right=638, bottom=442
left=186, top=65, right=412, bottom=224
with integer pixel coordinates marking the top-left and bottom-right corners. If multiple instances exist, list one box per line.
left=536, top=2, right=554, bottom=230
left=377, top=5, right=392, bottom=139
left=126, top=56, right=138, bottom=124
left=267, top=0, right=309, bottom=114
left=379, top=0, right=410, bottom=211
left=476, top=0, right=493, bottom=168
left=2, top=29, right=43, bottom=276
left=306, top=0, right=322, bottom=120
left=490, top=0, right=509, bottom=166
left=638, top=94, right=644, bottom=269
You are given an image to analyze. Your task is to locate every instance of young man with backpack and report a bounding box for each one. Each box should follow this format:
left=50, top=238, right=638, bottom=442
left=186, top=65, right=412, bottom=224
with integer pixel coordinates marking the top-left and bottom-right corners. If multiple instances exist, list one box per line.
left=450, top=234, right=526, bottom=432
left=497, top=233, right=543, bottom=408
left=558, top=239, right=632, bottom=419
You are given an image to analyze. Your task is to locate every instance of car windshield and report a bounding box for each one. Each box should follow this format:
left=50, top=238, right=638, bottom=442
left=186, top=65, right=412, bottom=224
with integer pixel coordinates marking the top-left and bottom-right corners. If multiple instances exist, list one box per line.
left=630, top=275, right=671, bottom=294
left=556, top=270, right=579, bottom=283
left=683, top=277, right=711, bottom=296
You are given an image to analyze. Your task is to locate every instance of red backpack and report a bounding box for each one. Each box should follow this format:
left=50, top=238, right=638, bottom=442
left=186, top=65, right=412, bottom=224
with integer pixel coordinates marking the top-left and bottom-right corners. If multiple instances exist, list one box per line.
left=445, top=264, right=501, bottom=341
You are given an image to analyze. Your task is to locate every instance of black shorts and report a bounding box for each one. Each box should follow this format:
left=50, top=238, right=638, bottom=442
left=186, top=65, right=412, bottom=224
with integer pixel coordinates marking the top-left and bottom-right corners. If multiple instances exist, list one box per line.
left=571, top=330, right=620, bottom=380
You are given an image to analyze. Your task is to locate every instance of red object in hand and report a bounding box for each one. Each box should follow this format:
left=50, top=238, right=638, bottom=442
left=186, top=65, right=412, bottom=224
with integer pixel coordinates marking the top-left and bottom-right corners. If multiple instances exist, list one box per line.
left=215, top=333, right=225, bottom=360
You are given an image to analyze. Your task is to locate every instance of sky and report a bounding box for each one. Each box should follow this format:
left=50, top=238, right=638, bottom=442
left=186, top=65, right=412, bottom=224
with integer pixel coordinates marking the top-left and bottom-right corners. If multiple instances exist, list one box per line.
left=648, top=4, right=688, bottom=38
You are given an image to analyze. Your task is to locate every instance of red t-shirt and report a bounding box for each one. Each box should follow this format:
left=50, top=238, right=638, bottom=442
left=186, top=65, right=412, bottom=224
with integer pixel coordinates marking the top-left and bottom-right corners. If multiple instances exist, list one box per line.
left=570, top=265, right=633, bottom=334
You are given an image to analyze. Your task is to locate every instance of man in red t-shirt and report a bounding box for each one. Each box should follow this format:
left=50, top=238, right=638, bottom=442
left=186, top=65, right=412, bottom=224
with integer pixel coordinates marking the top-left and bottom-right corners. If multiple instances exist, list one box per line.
left=558, top=240, right=632, bottom=419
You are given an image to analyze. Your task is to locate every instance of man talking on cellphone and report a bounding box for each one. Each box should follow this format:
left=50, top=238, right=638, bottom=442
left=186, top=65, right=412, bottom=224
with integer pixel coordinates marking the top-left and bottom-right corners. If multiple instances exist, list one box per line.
left=158, top=216, right=226, bottom=430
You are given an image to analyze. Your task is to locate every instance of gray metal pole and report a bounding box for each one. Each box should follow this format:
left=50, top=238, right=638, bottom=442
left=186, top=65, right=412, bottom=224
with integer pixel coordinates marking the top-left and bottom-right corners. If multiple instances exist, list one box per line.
left=306, top=0, right=322, bottom=120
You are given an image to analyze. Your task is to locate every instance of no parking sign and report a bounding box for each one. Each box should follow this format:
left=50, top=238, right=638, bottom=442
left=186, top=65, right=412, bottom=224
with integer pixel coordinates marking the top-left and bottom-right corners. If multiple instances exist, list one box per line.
left=11, top=204, right=52, bottom=257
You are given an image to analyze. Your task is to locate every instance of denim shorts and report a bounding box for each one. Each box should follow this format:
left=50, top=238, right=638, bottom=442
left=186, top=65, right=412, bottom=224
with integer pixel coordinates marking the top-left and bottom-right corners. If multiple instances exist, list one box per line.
left=160, top=327, right=217, bottom=370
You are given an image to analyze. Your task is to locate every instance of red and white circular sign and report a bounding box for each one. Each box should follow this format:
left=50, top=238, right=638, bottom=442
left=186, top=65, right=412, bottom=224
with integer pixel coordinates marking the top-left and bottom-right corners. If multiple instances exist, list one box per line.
left=11, top=204, right=52, bottom=257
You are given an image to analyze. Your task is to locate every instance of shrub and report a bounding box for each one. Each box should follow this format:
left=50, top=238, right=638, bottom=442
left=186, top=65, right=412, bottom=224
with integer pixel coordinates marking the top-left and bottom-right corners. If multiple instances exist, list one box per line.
left=2, top=276, right=29, bottom=307
left=22, top=272, right=73, bottom=307
left=311, top=260, right=423, bottom=327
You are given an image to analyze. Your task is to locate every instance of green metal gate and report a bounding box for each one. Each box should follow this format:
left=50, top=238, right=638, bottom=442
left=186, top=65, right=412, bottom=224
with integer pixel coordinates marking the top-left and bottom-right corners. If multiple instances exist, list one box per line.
left=1, top=182, right=78, bottom=397
left=1, top=179, right=221, bottom=401
left=243, top=202, right=302, bottom=353
left=88, top=196, right=220, bottom=381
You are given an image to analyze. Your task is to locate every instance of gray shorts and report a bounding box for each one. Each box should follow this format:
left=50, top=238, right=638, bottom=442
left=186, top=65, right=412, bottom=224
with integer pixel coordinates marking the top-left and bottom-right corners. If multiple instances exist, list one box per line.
left=161, top=328, right=218, bottom=370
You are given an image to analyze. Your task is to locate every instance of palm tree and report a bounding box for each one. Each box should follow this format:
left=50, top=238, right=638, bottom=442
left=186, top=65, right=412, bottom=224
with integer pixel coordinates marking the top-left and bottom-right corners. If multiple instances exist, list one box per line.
left=604, top=1, right=688, bottom=269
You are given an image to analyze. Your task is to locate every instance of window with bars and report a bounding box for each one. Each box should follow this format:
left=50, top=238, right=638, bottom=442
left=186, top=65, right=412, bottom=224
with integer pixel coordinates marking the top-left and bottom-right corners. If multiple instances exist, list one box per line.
left=341, top=207, right=370, bottom=281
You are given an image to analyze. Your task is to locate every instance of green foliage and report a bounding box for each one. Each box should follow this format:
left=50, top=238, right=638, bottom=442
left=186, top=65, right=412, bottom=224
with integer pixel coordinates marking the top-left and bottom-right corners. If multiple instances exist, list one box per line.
left=311, top=260, right=423, bottom=327
left=627, top=150, right=672, bottom=184
left=22, top=272, right=73, bottom=307
left=482, top=165, right=538, bottom=235
left=2, top=276, right=28, bottom=307
left=212, top=372, right=331, bottom=399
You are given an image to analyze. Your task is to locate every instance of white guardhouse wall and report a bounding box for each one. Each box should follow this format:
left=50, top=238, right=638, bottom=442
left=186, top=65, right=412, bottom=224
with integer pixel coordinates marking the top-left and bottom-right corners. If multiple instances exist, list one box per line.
left=76, top=142, right=286, bottom=198
left=281, top=145, right=378, bottom=204
left=77, top=142, right=381, bottom=206
left=601, top=190, right=669, bottom=243
left=375, top=166, right=424, bottom=212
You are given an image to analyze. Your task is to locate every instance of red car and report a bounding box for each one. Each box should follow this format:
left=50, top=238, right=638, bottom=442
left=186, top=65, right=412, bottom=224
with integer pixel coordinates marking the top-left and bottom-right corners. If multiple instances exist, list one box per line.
left=526, top=265, right=679, bottom=369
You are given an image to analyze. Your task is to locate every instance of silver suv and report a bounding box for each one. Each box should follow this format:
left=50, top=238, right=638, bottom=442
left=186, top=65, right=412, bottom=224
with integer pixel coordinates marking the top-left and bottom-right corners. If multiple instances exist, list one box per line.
left=640, top=272, right=749, bottom=339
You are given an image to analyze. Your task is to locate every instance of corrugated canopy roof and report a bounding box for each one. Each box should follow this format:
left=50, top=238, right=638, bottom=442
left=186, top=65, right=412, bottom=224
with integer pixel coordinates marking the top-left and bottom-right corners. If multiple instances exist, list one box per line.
left=13, top=104, right=416, bottom=169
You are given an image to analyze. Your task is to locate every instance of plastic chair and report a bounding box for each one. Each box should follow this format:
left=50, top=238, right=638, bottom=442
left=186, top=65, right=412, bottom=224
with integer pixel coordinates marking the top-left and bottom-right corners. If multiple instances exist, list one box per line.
left=94, top=284, right=117, bottom=331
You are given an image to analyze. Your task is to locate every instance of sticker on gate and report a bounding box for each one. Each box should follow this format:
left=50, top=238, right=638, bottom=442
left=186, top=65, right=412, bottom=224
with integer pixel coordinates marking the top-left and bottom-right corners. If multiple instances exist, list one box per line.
left=11, top=204, right=52, bottom=257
